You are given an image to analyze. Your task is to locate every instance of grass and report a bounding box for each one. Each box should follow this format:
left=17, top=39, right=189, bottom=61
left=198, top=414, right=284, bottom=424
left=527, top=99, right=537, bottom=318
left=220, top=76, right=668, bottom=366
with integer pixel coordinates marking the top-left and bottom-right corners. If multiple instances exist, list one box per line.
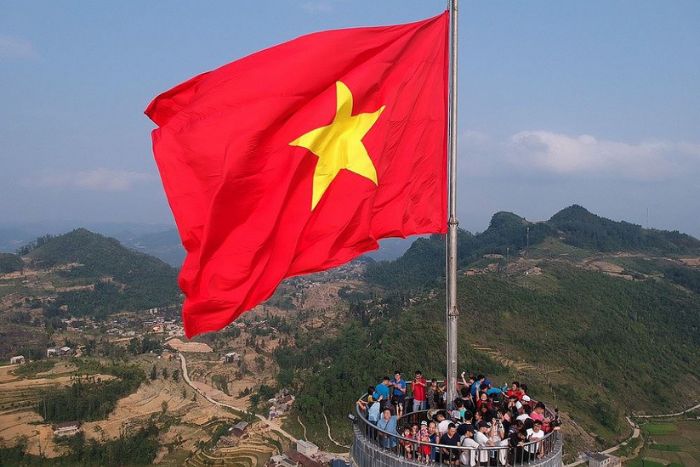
left=613, top=435, right=642, bottom=457
left=626, top=459, right=665, bottom=467
left=649, top=443, right=681, bottom=452
left=642, top=423, right=677, bottom=435
left=625, top=419, right=699, bottom=467
left=12, top=360, right=55, bottom=377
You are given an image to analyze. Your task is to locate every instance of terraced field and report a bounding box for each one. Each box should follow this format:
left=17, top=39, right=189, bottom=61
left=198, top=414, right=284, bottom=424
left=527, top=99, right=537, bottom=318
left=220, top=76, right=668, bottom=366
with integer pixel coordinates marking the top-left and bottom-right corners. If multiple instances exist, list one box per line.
left=185, top=428, right=290, bottom=467
left=625, top=418, right=700, bottom=466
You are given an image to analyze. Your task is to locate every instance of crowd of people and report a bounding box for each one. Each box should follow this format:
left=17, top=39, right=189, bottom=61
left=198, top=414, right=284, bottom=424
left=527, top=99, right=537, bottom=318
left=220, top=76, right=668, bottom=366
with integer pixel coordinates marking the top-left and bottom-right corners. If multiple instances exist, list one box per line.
left=355, top=370, right=561, bottom=466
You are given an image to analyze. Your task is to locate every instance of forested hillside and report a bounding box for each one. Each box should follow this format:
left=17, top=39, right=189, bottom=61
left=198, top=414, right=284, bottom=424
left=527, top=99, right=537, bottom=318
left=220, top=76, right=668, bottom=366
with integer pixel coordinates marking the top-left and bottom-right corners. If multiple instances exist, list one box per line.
left=365, top=205, right=700, bottom=290
left=19, top=229, right=181, bottom=318
left=276, top=206, right=700, bottom=458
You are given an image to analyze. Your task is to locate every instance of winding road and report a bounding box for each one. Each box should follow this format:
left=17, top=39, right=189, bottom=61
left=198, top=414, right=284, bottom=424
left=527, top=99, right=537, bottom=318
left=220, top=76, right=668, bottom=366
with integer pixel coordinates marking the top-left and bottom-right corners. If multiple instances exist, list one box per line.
left=564, top=401, right=699, bottom=466
left=177, top=352, right=297, bottom=443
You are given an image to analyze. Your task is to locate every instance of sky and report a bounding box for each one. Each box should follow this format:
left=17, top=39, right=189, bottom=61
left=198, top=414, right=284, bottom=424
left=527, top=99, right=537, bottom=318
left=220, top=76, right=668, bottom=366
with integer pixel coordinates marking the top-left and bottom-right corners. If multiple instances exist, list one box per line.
left=1, top=0, right=699, bottom=237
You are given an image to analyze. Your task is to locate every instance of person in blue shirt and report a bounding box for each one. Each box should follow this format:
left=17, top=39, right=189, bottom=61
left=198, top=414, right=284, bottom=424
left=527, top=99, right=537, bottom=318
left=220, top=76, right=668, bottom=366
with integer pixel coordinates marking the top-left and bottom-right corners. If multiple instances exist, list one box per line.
left=471, top=374, right=485, bottom=398
left=376, top=408, right=398, bottom=449
left=367, top=400, right=381, bottom=424
left=374, top=376, right=391, bottom=409
left=391, top=371, right=407, bottom=414
left=487, top=385, right=506, bottom=397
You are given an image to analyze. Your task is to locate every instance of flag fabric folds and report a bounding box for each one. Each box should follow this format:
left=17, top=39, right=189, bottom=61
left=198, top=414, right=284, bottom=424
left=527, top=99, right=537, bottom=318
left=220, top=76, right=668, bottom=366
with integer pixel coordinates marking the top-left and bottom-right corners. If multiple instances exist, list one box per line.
left=146, top=12, right=449, bottom=337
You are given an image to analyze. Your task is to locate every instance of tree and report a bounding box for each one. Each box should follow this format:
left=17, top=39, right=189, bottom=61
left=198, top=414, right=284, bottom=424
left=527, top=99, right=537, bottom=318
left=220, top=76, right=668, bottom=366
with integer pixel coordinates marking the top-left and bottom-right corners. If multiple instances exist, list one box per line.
left=255, top=355, right=266, bottom=371
left=150, top=365, right=157, bottom=381
left=162, top=368, right=169, bottom=379
left=172, top=369, right=180, bottom=383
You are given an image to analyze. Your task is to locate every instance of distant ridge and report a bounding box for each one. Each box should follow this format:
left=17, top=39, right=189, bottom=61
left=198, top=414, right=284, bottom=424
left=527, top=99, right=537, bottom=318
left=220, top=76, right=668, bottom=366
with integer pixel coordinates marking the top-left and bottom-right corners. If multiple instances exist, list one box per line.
left=366, top=205, right=700, bottom=289
left=549, top=204, right=699, bottom=253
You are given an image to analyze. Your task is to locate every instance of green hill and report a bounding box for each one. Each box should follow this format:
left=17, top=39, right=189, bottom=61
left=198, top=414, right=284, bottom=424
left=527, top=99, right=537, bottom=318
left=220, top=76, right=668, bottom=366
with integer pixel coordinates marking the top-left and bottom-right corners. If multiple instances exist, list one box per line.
left=549, top=205, right=700, bottom=253
left=366, top=205, right=700, bottom=290
left=21, top=229, right=181, bottom=318
left=275, top=206, right=700, bottom=458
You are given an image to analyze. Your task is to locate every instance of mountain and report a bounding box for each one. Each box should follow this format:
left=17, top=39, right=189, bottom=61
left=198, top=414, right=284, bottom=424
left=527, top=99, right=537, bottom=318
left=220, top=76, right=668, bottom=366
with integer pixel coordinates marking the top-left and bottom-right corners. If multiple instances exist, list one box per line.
left=120, top=228, right=186, bottom=267
left=273, top=206, right=700, bottom=459
left=365, top=205, right=700, bottom=290
left=8, top=229, right=180, bottom=320
left=550, top=204, right=700, bottom=253
left=118, top=229, right=417, bottom=267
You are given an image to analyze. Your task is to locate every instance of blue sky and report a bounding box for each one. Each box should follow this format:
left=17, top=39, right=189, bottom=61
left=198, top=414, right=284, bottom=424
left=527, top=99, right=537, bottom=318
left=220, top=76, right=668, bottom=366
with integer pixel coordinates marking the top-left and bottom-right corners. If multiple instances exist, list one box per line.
left=1, top=0, right=699, bottom=236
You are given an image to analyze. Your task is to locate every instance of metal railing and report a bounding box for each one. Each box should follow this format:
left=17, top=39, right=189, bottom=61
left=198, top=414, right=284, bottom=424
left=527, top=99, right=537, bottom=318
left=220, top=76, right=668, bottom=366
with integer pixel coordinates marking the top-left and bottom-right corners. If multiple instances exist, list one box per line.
left=352, top=398, right=562, bottom=466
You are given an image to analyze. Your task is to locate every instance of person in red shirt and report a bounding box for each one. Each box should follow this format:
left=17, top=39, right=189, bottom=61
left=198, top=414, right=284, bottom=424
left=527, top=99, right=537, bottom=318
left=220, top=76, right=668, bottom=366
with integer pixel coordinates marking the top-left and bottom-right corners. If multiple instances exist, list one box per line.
left=476, top=392, right=493, bottom=411
left=506, top=381, right=525, bottom=401
left=412, top=370, right=427, bottom=412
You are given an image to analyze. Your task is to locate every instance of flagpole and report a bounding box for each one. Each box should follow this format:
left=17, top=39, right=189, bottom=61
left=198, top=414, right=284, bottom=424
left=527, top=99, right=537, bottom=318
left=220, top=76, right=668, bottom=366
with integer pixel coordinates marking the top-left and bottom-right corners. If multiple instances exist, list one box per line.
left=446, top=0, right=459, bottom=409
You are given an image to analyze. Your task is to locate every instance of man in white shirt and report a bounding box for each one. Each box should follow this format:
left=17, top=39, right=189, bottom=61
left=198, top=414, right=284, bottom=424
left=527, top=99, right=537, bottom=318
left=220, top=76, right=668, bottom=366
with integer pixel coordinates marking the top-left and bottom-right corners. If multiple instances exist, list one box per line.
left=516, top=404, right=531, bottom=423
left=474, top=421, right=491, bottom=465
left=459, top=425, right=479, bottom=467
left=525, top=420, right=545, bottom=459
left=437, top=411, right=452, bottom=436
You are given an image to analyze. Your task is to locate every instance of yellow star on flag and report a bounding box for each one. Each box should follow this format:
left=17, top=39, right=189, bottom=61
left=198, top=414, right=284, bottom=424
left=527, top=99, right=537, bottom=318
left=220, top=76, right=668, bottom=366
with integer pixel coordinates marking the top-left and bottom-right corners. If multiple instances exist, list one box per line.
left=290, top=81, right=385, bottom=210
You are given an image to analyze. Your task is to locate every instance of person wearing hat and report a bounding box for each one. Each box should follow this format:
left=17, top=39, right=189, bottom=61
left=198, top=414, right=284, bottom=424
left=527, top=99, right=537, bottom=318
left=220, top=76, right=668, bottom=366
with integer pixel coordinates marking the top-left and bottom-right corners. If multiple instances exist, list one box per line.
left=418, top=420, right=432, bottom=461
left=459, top=424, right=479, bottom=467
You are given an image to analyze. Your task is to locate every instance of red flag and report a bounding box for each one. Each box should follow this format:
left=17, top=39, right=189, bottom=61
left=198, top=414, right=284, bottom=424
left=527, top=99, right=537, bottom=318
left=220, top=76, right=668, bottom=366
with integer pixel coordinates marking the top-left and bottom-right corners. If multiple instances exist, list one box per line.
left=146, top=12, right=449, bottom=337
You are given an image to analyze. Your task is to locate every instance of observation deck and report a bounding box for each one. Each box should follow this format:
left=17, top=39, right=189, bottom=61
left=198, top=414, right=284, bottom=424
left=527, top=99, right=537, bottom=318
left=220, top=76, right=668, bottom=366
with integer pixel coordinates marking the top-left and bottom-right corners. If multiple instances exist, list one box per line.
left=350, top=396, right=563, bottom=467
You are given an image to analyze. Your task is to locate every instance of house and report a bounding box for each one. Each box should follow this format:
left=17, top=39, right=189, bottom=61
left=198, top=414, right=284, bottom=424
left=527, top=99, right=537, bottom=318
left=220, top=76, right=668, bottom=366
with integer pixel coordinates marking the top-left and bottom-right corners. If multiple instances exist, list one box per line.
left=9, top=356, right=25, bottom=365
left=230, top=421, right=249, bottom=437
left=587, top=453, right=621, bottom=467
left=53, top=421, right=81, bottom=438
left=296, top=440, right=319, bottom=457
left=224, top=352, right=240, bottom=363
left=267, top=454, right=297, bottom=467
left=59, top=346, right=72, bottom=356
left=286, top=449, right=323, bottom=467
left=47, top=348, right=59, bottom=357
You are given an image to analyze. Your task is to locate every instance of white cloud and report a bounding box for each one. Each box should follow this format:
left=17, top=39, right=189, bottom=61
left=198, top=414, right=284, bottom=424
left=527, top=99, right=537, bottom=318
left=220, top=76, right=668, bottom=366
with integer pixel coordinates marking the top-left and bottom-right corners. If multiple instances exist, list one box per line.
left=24, top=168, right=154, bottom=192
left=460, top=130, right=700, bottom=181
left=300, top=1, right=334, bottom=14
left=0, top=35, right=37, bottom=59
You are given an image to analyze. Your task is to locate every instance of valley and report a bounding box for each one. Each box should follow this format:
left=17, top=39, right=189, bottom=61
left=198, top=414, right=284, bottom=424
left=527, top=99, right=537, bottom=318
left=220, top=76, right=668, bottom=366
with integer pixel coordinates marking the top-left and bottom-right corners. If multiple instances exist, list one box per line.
left=0, top=205, right=698, bottom=466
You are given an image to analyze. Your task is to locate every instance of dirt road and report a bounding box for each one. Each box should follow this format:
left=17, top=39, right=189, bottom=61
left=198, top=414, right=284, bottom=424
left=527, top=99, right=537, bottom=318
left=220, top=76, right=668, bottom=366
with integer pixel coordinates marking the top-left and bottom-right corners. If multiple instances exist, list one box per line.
left=178, top=352, right=297, bottom=443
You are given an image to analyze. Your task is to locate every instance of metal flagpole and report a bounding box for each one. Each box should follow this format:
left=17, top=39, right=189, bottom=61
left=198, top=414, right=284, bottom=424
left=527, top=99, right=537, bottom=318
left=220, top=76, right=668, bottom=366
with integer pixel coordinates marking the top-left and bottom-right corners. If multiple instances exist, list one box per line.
left=445, top=0, right=459, bottom=409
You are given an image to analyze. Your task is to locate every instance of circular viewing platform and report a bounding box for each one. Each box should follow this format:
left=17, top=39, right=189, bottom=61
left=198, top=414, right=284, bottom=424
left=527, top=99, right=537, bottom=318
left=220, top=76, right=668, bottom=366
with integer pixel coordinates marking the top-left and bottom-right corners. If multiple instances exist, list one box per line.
left=350, top=393, right=563, bottom=467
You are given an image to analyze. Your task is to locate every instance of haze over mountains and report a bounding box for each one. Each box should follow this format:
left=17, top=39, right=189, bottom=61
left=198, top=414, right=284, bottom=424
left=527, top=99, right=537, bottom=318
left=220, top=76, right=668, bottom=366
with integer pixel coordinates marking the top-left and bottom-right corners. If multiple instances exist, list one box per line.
left=0, top=204, right=698, bottom=462
left=0, top=223, right=415, bottom=266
